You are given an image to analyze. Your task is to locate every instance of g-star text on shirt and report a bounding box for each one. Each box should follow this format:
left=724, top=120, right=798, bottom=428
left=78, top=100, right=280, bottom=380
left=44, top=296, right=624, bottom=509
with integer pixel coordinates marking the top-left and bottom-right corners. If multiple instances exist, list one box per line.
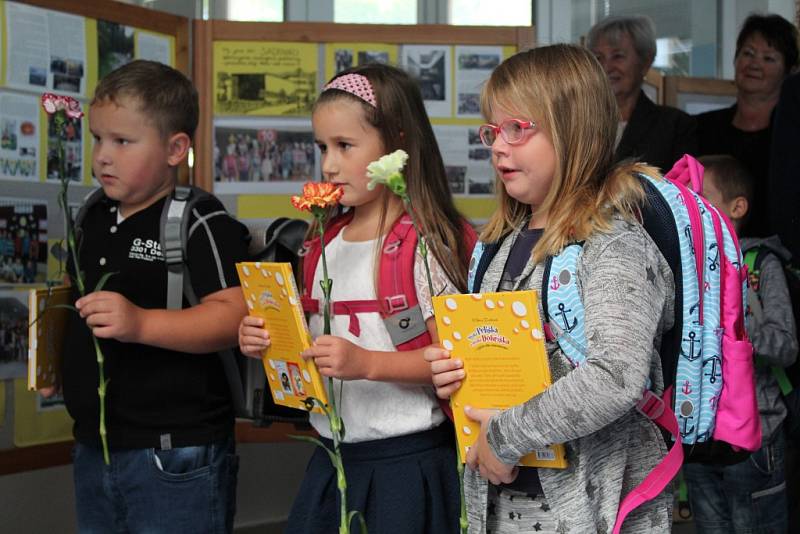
left=128, top=238, right=163, bottom=262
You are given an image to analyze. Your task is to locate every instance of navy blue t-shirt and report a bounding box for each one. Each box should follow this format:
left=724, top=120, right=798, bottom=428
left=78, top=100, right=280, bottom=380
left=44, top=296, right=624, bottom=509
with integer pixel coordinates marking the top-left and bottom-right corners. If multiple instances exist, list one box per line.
left=498, top=227, right=544, bottom=495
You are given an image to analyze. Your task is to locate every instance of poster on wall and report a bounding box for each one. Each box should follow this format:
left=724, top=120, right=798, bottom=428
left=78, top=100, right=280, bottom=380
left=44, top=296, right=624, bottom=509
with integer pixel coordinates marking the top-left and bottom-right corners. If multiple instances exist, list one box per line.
left=136, top=31, right=173, bottom=66
left=0, top=288, right=30, bottom=380
left=402, top=45, right=452, bottom=118
left=0, top=92, right=40, bottom=182
left=324, top=42, right=398, bottom=78
left=433, top=125, right=494, bottom=196
left=97, top=20, right=134, bottom=80
left=45, top=110, right=83, bottom=183
left=454, top=46, right=502, bottom=119
left=4, top=1, right=87, bottom=96
left=213, top=117, right=318, bottom=194
left=213, top=41, right=318, bottom=116
left=0, top=197, right=49, bottom=285
left=97, top=20, right=174, bottom=81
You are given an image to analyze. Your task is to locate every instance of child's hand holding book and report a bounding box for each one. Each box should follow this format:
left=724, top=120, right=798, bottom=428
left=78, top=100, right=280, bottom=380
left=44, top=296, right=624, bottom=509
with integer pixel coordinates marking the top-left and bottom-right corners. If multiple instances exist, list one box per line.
left=238, top=316, right=271, bottom=358
left=424, top=346, right=465, bottom=399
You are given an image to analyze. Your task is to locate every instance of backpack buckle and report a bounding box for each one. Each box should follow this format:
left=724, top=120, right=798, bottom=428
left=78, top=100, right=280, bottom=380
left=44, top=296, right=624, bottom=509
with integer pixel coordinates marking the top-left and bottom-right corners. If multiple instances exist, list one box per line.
left=636, top=390, right=665, bottom=421
left=384, top=294, right=408, bottom=314
left=383, top=240, right=401, bottom=254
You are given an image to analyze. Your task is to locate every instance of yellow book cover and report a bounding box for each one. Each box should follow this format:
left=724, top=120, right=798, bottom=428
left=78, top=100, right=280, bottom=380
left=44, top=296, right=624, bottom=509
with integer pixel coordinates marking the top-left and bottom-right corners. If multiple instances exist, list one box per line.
left=432, top=290, right=567, bottom=468
left=236, top=262, right=328, bottom=413
left=28, top=285, right=72, bottom=391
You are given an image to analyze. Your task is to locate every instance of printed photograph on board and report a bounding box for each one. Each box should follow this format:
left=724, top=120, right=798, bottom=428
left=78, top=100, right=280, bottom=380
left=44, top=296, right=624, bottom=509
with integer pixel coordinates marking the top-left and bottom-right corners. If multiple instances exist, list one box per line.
left=213, top=42, right=318, bottom=116
left=0, top=289, right=29, bottom=379
left=213, top=118, right=317, bottom=194
left=98, top=20, right=135, bottom=80
left=0, top=198, right=49, bottom=285
left=0, top=93, right=40, bottom=182
left=402, top=45, right=452, bottom=118
left=45, top=112, right=83, bottom=183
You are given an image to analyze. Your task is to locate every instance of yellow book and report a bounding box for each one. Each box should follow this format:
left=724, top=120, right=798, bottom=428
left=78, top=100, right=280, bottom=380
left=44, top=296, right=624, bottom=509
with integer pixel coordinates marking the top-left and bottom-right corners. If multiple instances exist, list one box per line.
left=236, top=262, right=328, bottom=413
left=432, top=290, right=567, bottom=468
left=28, top=285, right=72, bottom=391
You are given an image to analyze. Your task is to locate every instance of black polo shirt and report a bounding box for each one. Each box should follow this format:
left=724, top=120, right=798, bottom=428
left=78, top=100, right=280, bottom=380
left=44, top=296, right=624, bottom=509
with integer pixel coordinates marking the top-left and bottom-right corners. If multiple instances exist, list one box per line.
left=62, top=191, right=250, bottom=450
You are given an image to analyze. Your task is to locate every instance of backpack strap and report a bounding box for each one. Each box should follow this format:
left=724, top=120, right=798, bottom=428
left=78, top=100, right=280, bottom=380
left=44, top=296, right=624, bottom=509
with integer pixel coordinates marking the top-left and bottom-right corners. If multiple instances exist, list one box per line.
left=160, top=185, right=197, bottom=310
left=541, top=244, right=587, bottom=365
left=300, top=211, right=353, bottom=312
left=378, top=214, right=430, bottom=349
left=157, top=185, right=248, bottom=418
left=73, top=187, right=107, bottom=253
left=301, top=213, right=433, bottom=349
left=540, top=241, right=684, bottom=534
left=468, top=240, right=503, bottom=293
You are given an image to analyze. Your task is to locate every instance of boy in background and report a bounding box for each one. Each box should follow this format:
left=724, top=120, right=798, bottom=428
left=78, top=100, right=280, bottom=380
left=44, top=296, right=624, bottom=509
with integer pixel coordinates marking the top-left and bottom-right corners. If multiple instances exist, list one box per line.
left=684, top=154, right=798, bottom=533
left=55, top=60, right=249, bottom=533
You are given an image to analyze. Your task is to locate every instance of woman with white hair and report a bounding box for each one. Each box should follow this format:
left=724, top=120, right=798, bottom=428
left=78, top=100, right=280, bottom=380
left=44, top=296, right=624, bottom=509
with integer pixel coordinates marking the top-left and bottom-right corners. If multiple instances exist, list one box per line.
left=588, top=15, right=697, bottom=172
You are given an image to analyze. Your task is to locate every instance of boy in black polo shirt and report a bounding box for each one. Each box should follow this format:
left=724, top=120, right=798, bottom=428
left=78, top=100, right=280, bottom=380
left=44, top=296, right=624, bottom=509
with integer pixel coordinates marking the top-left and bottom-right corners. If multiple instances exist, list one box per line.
left=57, top=60, right=249, bottom=533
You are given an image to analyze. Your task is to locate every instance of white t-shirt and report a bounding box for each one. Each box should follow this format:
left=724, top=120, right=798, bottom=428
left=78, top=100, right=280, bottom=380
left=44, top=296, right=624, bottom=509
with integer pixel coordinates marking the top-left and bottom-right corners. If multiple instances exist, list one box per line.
left=307, top=228, right=456, bottom=442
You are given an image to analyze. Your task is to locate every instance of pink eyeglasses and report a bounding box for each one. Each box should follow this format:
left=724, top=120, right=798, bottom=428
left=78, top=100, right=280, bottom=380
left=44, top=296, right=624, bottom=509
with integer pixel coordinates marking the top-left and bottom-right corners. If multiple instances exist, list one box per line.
left=478, top=119, right=535, bottom=147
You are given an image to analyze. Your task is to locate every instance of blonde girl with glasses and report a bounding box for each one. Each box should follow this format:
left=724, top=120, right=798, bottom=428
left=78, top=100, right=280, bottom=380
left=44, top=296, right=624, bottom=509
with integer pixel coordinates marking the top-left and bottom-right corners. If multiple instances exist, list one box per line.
left=425, top=44, right=675, bottom=533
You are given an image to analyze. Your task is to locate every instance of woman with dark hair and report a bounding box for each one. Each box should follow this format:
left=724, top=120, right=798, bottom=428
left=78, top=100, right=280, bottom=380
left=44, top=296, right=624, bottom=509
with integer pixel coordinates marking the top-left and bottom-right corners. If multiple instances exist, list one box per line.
left=697, top=13, right=799, bottom=238
left=587, top=15, right=697, bottom=173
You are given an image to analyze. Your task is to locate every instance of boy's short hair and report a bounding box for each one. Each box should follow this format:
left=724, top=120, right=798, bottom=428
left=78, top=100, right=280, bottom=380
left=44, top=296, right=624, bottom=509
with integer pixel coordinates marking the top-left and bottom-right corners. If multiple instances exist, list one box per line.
left=92, top=60, right=198, bottom=140
left=700, top=154, right=754, bottom=205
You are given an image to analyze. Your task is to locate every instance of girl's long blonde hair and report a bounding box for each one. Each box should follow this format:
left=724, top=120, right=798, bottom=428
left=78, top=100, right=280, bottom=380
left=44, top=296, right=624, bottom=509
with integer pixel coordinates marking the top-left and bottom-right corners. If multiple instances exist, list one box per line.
left=480, top=44, right=656, bottom=264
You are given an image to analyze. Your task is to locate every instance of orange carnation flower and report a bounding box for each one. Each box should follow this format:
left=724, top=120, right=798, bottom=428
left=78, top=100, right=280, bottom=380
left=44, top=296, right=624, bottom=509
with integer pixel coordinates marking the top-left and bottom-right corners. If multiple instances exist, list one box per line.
left=291, top=182, right=343, bottom=212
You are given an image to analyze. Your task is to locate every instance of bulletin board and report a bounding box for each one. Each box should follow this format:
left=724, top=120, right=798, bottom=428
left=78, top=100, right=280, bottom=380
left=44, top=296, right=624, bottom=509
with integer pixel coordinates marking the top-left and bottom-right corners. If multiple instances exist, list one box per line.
left=0, top=0, right=188, bottom=474
left=663, top=75, right=737, bottom=115
left=192, top=20, right=536, bottom=224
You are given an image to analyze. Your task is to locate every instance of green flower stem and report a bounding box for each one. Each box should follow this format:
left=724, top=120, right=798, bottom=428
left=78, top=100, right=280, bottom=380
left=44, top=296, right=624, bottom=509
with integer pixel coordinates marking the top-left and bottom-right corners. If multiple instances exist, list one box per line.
left=456, top=446, right=468, bottom=533
left=54, top=110, right=109, bottom=464
left=401, top=197, right=467, bottom=534
left=313, top=208, right=353, bottom=534
left=93, top=337, right=110, bottom=465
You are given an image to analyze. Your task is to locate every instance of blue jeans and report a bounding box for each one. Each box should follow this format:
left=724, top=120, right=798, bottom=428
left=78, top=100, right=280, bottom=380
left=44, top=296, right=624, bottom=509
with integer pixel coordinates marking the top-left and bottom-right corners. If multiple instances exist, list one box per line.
left=73, top=437, right=239, bottom=534
left=684, top=430, right=788, bottom=534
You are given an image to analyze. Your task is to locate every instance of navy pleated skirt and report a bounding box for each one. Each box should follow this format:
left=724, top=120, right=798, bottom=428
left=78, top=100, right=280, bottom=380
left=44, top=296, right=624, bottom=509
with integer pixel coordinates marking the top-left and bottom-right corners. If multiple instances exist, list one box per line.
left=285, top=423, right=462, bottom=534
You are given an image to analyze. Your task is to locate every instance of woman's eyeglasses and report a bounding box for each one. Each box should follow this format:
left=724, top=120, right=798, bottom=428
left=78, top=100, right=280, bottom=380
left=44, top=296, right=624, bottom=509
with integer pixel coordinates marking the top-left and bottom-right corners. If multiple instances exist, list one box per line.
left=478, top=119, right=535, bottom=147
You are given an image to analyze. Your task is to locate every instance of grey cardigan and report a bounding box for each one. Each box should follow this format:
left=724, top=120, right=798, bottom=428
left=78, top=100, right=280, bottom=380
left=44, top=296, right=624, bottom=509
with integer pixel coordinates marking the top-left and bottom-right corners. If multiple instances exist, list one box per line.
left=465, top=217, right=675, bottom=534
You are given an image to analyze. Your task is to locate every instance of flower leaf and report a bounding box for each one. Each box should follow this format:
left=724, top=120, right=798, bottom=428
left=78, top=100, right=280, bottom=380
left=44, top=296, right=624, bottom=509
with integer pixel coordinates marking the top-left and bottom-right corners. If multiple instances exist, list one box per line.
left=94, top=271, right=117, bottom=292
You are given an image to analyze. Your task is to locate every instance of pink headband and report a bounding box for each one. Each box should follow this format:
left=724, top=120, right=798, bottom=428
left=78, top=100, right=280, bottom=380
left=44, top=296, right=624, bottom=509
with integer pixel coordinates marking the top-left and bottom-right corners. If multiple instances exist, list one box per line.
left=322, top=73, right=377, bottom=108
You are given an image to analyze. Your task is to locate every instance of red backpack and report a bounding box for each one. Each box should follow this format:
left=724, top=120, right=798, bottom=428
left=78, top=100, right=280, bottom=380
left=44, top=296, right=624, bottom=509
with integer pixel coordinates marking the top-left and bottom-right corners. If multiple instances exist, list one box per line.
left=301, top=211, right=477, bottom=350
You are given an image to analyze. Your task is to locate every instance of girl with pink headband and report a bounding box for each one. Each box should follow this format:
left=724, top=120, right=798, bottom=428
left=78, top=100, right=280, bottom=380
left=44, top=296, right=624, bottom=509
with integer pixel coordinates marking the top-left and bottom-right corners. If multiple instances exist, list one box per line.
left=240, top=64, right=474, bottom=533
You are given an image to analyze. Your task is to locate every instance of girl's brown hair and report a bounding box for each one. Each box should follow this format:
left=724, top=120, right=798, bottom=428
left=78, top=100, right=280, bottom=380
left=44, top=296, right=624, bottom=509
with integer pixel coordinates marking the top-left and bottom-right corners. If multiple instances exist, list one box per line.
left=308, top=63, right=471, bottom=291
left=480, top=44, right=655, bottom=263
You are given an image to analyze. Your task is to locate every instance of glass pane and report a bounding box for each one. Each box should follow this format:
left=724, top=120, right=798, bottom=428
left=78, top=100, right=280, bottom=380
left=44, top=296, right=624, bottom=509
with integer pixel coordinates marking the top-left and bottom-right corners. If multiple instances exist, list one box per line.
left=335, top=0, right=416, bottom=24
left=572, top=0, right=717, bottom=77
left=227, top=0, right=283, bottom=21
left=450, top=0, right=532, bottom=26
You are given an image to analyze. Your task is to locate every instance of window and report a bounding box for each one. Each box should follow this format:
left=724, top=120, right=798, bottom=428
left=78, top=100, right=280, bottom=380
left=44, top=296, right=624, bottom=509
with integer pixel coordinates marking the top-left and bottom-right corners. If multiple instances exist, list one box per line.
left=334, top=0, right=416, bottom=24
left=450, top=0, right=532, bottom=26
left=227, top=0, right=283, bottom=21
left=568, top=0, right=718, bottom=77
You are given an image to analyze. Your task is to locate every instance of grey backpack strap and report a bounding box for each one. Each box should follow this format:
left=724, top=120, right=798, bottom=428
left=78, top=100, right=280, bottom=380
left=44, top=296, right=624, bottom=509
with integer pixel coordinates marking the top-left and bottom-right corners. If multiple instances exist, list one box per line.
left=162, top=186, right=248, bottom=417
left=160, top=186, right=193, bottom=310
